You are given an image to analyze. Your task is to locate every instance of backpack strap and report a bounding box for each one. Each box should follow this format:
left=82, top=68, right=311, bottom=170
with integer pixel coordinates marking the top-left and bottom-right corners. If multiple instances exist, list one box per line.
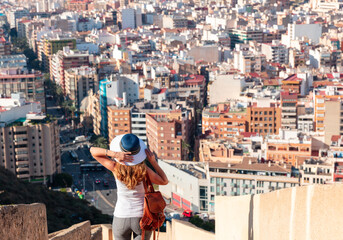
left=142, top=229, right=145, bottom=240
left=143, top=173, right=155, bottom=193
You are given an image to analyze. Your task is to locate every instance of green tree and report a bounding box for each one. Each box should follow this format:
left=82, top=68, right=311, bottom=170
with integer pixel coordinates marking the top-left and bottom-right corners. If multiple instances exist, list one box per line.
left=44, top=77, right=64, bottom=105
left=53, top=173, right=73, bottom=188
left=182, top=140, right=192, bottom=160
left=12, top=36, right=42, bottom=71
left=91, top=135, right=108, bottom=149
left=189, top=215, right=215, bottom=232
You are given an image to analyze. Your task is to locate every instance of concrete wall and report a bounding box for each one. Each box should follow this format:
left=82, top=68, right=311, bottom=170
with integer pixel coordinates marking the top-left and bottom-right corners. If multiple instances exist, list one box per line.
left=0, top=203, right=113, bottom=240
left=49, top=221, right=91, bottom=240
left=170, top=219, right=215, bottom=240
left=0, top=203, right=48, bottom=240
left=216, top=184, right=343, bottom=240
left=91, top=225, right=102, bottom=240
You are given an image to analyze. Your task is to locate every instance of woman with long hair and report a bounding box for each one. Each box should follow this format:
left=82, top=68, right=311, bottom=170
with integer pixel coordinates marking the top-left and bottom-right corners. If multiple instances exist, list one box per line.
left=90, top=134, right=168, bottom=240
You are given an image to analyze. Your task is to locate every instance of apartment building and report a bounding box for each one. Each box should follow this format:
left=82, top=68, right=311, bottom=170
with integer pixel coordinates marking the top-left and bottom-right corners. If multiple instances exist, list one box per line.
left=0, top=94, right=60, bottom=183
left=158, top=160, right=208, bottom=213
left=280, top=93, right=297, bottom=130
left=65, top=0, right=91, bottom=11
left=50, top=47, right=90, bottom=93
left=229, top=28, right=263, bottom=48
left=163, top=15, right=188, bottom=29
left=151, top=66, right=170, bottom=88
left=107, top=106, right=132, bottom=143
left=299, top=159, right=333, bottom=185
left=247, top=100, right=281, bottom=136
left=261, top=40, right=288, bottom=64
left=289, top=49, right=306, bottom=68
left=265, top=130, right=312, bottom=166
left=64, top=66, right=97, bottom=108
left=6, top=8, right=29, bottom=28
left=130, top=101, right=191, bottom=144
left=159, top=159, right=299, bottom=214
left=313, top=87, right=343, bottom=138
left=39, top=36, right=76, bottom=72
left=233, top=46, right=265, bottom=74
left=202, top=103, right=247, bottom=139
left=297, top=114, right=314, bottom=132
left=0, top=37, right=11, bottom=56
left=207, top=159, right=299, bottom=211
left=281, top=74, right=302, bottom=95
left=146, top=110, right=192, bottom=161
left=199, top=139, right=244, bottom=163
left=328, top=136, right=343, bottom=182
left=0, top=61, right=45, bottom=112
left=99, top=74, right=139, bottom=137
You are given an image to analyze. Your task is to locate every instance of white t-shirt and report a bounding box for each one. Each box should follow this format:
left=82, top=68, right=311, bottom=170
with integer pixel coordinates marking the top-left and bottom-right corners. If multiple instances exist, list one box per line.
left=113, top=178, right=145, bottom=218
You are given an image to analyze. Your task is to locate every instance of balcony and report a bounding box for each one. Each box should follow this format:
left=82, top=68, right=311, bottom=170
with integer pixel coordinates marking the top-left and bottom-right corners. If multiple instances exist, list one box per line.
left=303, top=171, right=315, bottom=175
left=16, top=167, right=29, bottom=172
left=17, top=173, right=30, bottom=179
left=16, top=160, right=29, bottom=166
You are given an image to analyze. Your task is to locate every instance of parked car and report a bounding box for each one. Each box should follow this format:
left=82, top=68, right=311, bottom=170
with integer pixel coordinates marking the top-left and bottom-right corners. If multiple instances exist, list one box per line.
left=183, top=209, right=193, bottom=218
left=94, top=179, right=101, bottom=184
left=103, top=180, right=109, bottom=187
left=169, top=212, right=181, bottom=220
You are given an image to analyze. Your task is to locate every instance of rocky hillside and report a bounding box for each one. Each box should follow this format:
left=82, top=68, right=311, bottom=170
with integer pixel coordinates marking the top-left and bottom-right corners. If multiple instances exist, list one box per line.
left=0, top=167, right=112, bottom=233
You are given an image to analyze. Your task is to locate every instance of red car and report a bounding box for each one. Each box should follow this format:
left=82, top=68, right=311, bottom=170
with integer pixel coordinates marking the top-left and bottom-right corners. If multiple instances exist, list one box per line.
left=183, top=209, right=193, bottom=218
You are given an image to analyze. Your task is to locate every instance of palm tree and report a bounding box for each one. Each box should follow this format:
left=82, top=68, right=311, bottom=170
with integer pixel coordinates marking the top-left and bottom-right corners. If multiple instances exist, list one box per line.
left=91, top=136, right=108, bottom=149
left=182, top=140, right=192, bottom=160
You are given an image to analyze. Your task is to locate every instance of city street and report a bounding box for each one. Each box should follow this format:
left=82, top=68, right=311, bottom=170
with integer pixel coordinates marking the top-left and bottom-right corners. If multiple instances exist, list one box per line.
left=48, top=97, right=180, bottom=217
left=47, top=97, right=117, bottom=215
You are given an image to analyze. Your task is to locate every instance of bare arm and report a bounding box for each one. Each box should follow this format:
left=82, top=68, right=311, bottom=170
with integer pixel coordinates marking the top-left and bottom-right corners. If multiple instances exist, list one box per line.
left=90, top=147, right=133, bottom=172
left=145, top=149, right=168, bottom=185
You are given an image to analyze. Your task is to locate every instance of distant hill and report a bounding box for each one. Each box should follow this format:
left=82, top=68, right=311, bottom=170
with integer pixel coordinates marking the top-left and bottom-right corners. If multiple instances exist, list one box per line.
left=0, top=166, right=112, bottom=233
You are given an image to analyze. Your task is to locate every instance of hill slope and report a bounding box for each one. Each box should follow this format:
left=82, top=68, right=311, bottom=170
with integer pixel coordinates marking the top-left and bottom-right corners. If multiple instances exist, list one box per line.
left=0, top=166, right=112, bottom=233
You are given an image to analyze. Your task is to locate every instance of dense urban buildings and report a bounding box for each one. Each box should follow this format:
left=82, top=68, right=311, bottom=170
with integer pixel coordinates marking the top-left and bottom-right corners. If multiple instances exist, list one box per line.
left=2, top=0, right=343, bottom=218
left=0, top=93, right=60, bottom=183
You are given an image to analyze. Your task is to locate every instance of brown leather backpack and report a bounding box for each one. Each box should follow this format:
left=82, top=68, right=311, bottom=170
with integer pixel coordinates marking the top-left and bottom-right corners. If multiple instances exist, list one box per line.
left=140, top=174, right=166, bottom=240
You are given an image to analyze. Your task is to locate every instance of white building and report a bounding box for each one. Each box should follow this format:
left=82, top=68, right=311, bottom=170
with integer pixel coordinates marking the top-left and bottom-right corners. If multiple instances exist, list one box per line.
left=261, top=40, right=288, bottom=64
left=131, top=111, right=147, bottom=143
left=163, top=15, right=188, bottom=29
left=309, top=47, right=331, bottom=69
left=0, top=93, right=42, bottom=127
left=102, top=73, right=140, bottom=105
left=7, top=8, right=29, bottom=28
left=286, top=23, right=322, bottom=45
left=122, top=9, right=136, bottom=29
left=159, top=160, right=208, bottom=213
left=159, top=159, right=299, bottom=215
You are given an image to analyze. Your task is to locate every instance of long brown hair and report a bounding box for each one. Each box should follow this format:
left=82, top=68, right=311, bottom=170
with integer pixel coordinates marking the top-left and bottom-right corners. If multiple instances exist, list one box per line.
left=113, top=162, right=147, bottom=190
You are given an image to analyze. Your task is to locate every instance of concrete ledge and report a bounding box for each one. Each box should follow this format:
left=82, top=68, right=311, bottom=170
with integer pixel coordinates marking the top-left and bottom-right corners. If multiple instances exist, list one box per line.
left=216, top=184, right=343, bottom=240
left=171, top=219, right=215, bottom=240
left=48, top=221, right=91, bottom=240
left=100, top=224, right=113, bottom=240
left=91, top=225, right=102, bottom=240
left=0, top=203, right=48, bottom=240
